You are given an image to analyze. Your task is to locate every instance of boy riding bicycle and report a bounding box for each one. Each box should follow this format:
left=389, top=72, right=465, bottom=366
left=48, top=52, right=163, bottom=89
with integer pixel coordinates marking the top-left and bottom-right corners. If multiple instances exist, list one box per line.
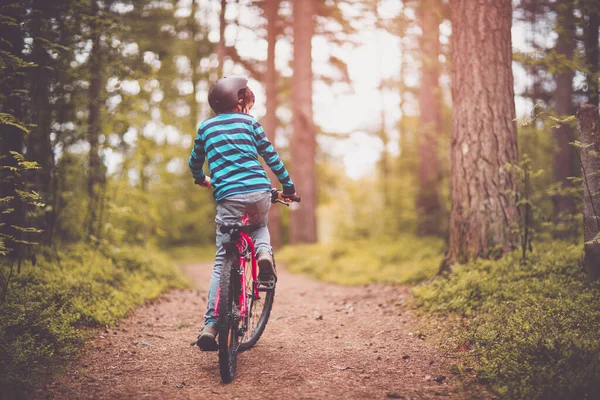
left=189, top=76, right=297, bottom=351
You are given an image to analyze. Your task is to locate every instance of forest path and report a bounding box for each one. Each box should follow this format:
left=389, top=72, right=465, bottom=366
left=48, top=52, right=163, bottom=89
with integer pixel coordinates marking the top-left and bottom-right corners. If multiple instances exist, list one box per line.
left=39, top=264, right=490, bottom=399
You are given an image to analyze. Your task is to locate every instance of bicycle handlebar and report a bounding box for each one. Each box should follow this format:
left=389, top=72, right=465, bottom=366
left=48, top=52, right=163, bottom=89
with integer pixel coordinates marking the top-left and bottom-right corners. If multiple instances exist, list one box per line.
left=270, top=188, right=301, bottom=206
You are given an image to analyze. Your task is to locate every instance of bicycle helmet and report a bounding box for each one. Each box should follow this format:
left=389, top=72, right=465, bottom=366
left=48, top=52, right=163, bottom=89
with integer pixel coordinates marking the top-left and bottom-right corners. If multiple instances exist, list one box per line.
left=208, top=76, right=249, bottom=113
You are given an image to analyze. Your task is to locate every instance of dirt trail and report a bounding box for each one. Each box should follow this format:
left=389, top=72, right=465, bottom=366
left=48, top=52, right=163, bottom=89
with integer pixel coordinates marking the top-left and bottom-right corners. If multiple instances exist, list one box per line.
left=38, top=264, right=490, bottom=399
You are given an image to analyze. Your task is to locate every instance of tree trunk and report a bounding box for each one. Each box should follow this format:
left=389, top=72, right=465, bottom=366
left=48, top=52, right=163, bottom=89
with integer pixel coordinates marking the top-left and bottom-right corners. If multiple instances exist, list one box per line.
left=0, top=0, right=26, bottom=259
left=291, top=0, right=317, bottom=243
left=416, top=0, right=444, bottom=237
left=375, top=0, right=390, bottom=210
left=577, top=103, right=600, bottom=281
left=265, top=0, right=282, bottom=249
left=217, top=0, right=227, bottom=78
left=583, top=1, right=599, bottom=106
left=190, top=0, right=200, bottom=130
left=28, top=0, right=54, bottom=241
left=446, top=0, right=520, bottom=266
left=87, top=0, right=104, bottom=238
left=552, top=0, right=577, bottom=233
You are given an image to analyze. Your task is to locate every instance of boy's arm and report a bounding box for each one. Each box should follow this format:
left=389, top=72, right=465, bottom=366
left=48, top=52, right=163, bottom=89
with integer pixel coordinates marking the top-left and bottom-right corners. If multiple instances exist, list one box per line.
left=188, top=130, right=207, bottom=183
left=252, top=122, right=295, bottom=195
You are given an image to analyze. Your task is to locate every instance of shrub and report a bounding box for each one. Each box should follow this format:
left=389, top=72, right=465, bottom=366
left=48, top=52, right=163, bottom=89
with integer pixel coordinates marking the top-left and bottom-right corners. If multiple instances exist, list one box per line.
left=413, top=242, right=600, bottom=399
left=0, top=243, right=188, bottom=393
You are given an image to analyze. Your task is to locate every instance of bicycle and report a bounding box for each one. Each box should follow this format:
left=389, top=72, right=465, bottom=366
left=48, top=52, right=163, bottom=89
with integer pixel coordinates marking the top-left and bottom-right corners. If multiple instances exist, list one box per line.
left=216, top=188, right=301, bottom=383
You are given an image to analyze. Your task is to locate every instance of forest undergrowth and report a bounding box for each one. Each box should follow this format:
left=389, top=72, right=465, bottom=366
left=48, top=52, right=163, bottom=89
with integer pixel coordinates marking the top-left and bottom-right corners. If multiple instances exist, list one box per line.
left=280, top=238, right=600, bottom=400
left=0, top=244, right=189, bottom=393
left=278, top=235, right=446, bottom=285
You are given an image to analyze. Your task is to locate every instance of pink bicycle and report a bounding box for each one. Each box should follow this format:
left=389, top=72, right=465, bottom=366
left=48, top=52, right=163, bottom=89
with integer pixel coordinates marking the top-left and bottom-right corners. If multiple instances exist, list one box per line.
left=215, top=188, right=300, bottom=383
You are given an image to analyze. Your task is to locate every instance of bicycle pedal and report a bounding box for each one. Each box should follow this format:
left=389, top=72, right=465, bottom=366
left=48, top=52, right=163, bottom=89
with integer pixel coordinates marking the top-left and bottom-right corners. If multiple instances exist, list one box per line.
left=257, top=277, right=276, bottom=290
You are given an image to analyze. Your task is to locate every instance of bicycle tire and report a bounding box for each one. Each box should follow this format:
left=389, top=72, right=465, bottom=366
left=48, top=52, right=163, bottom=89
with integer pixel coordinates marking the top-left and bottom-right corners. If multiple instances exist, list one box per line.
left=239, top=259, right=275, bottom=352
left=217, top=253, right=241, bottom=383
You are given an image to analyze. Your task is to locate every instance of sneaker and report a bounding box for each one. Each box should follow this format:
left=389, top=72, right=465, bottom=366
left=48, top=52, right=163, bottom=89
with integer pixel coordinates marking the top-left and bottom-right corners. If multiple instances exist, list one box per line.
left=257, top=250, right=277, bottom=282
left=196, top=323, right=218, bottom=351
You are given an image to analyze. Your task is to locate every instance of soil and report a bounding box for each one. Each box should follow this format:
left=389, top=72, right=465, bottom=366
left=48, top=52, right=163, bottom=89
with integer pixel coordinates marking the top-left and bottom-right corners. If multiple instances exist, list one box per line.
left=37, top=264, right=492, bottom=400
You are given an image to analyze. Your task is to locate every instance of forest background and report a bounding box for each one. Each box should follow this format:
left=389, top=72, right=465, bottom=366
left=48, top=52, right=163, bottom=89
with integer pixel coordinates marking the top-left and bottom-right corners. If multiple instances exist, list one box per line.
left=1, top=0, right=600, bottom=399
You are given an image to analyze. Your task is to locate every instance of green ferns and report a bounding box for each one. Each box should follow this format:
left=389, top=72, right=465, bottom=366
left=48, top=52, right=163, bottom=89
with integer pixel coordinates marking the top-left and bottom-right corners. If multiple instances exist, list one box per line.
left=414, top=242, right=600, bottom=399
left=0, top=244, right=188, bottom=392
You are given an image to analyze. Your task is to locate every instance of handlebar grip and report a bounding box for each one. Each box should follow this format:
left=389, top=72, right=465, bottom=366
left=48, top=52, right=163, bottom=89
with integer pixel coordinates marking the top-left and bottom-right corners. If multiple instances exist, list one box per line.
left=288, top=195, right=301, bottom=203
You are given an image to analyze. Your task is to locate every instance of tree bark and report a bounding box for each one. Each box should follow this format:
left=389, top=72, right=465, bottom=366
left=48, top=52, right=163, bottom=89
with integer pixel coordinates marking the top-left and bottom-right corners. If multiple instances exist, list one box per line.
left=446, top=0, right=520, bottom=266
left=577, top=103, right=600, bottom=281
left=265, top=0, right=282, bottom=249
left=0, top=0, right=26, bottom=259
left=416, top=0, right=444, bottom=236
left=291, top=0, right=317, bottom=243
left=28, top=0, right=55, bottom=241
left=87, top=0, right=104, bottom=238
left=375, top=0, right=390, bottom=210
left=217, top=0, right=227, bottom=78
left=190, top=0, right=200, bottom=130
left=583, top=1, right=599, bottom=106
left=552, top=0, right=577, bottom=232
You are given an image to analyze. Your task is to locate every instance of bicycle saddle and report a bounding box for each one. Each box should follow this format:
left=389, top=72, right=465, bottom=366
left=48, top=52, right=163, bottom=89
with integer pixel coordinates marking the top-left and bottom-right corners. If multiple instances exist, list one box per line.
left=219, top=223, right=253, bottom=234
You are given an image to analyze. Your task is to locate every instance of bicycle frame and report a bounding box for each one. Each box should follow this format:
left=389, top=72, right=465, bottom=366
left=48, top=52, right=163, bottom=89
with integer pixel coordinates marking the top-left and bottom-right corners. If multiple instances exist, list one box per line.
left=214, top=215, right=257, bottom=327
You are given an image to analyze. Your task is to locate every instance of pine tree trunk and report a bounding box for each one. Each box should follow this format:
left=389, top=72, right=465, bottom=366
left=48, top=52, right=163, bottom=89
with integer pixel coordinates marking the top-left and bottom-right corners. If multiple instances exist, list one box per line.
left=584, top=1, right=599, bottom=106
left=416, top=0, right=444, bottom=237
left=375, top=0, right=390, bottom=210
left=87, top=0, right=104, bottom=238
left=217, top=0, right=227, bottom=78
left=291, top=0, right=317, bottom=243
left=0, top=0, right=26, bottom=259
left=265, top=0, right=282, bottom=249
left=447, top=0, right=520, bottom=266
left=190, top=0, right=200, bottom=130
left=552, top=0, right=577, bottom=233
left=28, top=0, right=54, bottom=241
left=577, top=103, right=600, bottom=281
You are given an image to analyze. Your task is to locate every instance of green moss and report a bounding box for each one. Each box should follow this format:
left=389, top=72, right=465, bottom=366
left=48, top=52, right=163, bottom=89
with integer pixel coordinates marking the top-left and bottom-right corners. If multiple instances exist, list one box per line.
left=277, top=235, right=445, bottom=285
left=0, top=243, right=189, bottom=393
left=413, top=242, right=600, bottom=399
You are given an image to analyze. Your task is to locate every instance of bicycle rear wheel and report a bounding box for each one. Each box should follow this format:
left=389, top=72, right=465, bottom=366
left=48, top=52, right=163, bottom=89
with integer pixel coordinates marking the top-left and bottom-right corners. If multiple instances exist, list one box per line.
left=217, top=253, right=241, bottom=383
left=239, top=258, right=275, bottom=352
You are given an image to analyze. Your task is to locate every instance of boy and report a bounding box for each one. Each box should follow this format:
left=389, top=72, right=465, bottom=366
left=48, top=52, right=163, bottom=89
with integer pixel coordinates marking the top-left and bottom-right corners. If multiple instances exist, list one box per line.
left=189, top=76, right=297, bottom=351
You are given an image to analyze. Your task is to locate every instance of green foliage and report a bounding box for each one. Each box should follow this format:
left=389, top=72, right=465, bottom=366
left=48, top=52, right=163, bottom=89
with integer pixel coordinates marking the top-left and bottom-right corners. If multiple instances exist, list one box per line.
left=515, top=106, right=583, bottom=241
left=0, top=151, right=45, bottom=261
left=166, top=245, right=216, bottom=265
left=414, top=242, right=600, bottom=399
left=53, top=153, right=89, bottom=243
left=0, top=113, right=29, bottom=134
left=0, top=243, right=189, bottom=392
left=278, top=235, right=445, bottom=285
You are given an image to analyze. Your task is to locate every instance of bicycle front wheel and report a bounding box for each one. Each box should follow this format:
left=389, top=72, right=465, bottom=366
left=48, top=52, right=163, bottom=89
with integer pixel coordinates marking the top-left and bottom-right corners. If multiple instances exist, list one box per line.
left=217, top=253, right=241, bottom=383
left=239, top=258, right=275, bottom=352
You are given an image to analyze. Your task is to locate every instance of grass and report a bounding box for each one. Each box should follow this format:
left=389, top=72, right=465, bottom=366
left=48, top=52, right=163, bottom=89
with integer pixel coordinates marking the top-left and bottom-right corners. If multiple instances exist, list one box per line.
left=0, top=243, right=189, bottom=394
left=165, top=244, right=215, bottom=265
left=413, top=241, right=600, bottom=399
left=277, top=235, right=445, bottom=285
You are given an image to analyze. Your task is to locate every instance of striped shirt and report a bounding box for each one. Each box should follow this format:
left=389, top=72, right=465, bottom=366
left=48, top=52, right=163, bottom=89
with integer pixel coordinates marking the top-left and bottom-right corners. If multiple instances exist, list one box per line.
left=189, top=112, right=294, bottom=202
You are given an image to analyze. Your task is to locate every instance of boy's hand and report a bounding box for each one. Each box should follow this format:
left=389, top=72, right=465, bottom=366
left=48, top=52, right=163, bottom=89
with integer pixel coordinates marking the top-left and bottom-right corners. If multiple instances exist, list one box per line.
left=281, top=185, right=296, bottom=202
left=278, top=191, right=294, bottom=203
left=195, top=176, right=211, bottom=188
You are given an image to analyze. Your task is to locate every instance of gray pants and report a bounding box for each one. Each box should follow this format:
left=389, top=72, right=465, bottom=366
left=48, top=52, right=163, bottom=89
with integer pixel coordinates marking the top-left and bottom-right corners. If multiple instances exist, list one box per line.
left=204, top=190, right=272, bottom=324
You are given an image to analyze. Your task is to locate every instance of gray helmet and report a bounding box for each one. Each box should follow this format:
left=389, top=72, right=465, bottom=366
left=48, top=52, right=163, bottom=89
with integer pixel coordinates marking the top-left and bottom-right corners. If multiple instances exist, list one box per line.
left=208, top=76, right=248, bottom=113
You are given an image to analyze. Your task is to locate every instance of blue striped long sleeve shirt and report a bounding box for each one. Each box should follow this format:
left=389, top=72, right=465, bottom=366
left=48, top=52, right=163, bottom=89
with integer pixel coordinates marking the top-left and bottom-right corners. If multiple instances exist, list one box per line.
left=189, top=112, right=294, bottom=202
